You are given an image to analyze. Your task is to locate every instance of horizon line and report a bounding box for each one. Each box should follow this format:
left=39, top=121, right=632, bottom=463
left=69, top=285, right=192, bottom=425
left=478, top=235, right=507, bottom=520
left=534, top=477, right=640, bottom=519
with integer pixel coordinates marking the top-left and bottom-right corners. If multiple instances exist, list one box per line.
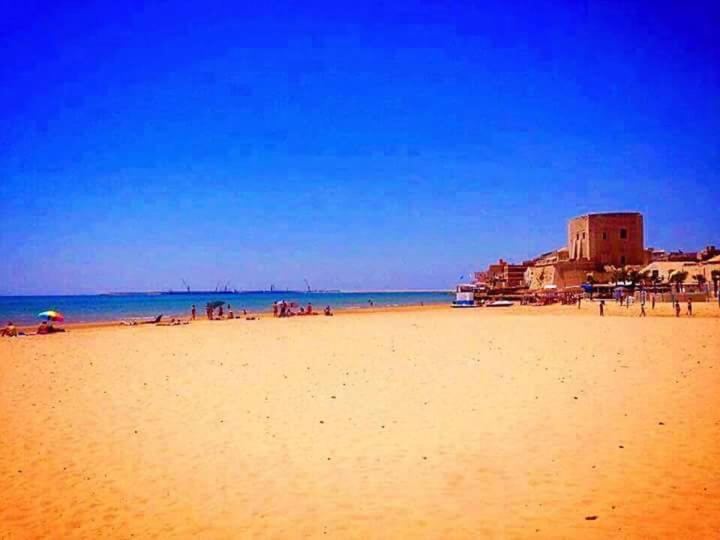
left=0, top=289, right=453, bottom=298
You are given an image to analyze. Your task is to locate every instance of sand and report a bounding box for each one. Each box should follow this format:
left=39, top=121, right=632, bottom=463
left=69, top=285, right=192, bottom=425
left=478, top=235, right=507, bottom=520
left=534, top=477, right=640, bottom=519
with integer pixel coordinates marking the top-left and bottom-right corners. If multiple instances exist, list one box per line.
left=1, top=304, right=719, bottom=538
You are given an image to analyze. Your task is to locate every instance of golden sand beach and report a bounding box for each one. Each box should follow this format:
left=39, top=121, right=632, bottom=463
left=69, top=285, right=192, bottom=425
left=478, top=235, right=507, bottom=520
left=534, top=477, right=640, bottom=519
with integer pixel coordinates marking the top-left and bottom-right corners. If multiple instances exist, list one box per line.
left=2, top=304, right=719, bottom=538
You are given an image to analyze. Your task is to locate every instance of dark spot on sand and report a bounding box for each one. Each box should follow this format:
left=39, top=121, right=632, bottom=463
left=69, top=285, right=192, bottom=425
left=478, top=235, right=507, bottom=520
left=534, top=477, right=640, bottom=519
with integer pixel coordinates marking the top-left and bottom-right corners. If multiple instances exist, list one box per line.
left=658, top=422, right=665, bottom=425
left=618, top=445, right=624, bottom=449
left=585, top=515, right=598, bottom=520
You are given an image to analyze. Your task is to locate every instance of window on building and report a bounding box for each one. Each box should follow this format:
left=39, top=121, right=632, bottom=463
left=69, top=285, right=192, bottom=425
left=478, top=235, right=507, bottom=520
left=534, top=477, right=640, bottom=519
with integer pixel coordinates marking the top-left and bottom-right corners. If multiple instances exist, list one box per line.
left=602, top=231, right=607, bottom=240
left=620, top=255, right=626, bottom=266
left=582, top=232, right=585, bottom=239
left=620, top=228, right=628, bottom=239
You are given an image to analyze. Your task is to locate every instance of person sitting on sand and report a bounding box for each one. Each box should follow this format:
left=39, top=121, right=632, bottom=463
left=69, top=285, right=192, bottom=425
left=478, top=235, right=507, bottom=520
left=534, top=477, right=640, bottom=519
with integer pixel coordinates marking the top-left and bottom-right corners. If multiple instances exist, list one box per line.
left=307, top=303, right=313, bottom=315
left=156, top=318, right=189, bottom=326
left=36, top=321, right=64, bottom=334
left=228, top=308, right=234, bottom=319
left=1, top=321, right=18, bottom=337
left=121, top=314, right=163, bottom=326
left=324, top=305, right=333, bottom=316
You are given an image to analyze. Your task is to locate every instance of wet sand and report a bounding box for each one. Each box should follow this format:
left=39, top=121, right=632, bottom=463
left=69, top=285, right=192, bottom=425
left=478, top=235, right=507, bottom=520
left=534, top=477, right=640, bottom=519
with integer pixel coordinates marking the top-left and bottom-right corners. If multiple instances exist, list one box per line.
left=2, top=305, right=719, bottom=538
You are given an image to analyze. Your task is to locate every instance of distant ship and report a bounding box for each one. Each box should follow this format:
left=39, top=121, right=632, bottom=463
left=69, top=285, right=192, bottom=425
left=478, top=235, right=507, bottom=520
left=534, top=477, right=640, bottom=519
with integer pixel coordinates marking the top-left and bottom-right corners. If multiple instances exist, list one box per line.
left=160, top=289, right=341, bottom=295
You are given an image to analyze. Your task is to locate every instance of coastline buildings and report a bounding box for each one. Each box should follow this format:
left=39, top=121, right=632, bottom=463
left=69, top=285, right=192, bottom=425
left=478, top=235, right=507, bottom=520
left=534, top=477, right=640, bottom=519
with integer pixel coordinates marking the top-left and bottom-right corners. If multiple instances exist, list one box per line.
left=473, top=212, right=719, bottom=295
left=522, top=212, right=646, bottom=290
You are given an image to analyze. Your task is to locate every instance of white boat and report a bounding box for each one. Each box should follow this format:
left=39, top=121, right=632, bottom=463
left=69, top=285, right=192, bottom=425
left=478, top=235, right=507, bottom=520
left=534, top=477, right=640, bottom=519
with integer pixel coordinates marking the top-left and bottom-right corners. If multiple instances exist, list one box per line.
left=486, top=300, right=514, bottom=307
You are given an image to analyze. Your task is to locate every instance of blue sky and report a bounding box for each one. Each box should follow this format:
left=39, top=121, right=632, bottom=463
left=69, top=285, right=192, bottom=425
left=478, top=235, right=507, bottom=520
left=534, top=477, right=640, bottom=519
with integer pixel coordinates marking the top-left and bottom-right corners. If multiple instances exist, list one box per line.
left=1, top=1, right=718, bottom=294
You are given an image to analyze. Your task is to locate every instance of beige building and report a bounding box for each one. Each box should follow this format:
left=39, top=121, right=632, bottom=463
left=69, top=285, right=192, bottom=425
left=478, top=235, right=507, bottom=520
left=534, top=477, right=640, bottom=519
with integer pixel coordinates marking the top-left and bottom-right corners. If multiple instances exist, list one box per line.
left=568, top=212, right=645, bottom=266
left=640, top=259, right=720, bottom=290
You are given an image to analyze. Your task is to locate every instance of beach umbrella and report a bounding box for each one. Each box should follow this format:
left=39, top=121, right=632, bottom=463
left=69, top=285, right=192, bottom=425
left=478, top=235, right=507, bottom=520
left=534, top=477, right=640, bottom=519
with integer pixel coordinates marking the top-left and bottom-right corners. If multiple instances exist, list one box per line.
left=207, top=301, right=225, bottom=309
left=38, top=310, right=64, bottom=322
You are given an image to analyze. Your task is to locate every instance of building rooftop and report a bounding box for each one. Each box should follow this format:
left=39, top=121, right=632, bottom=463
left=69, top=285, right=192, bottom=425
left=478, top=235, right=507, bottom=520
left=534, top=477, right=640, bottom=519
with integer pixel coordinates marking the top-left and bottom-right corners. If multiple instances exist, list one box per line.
left=571, top=211, right=642, bottom=219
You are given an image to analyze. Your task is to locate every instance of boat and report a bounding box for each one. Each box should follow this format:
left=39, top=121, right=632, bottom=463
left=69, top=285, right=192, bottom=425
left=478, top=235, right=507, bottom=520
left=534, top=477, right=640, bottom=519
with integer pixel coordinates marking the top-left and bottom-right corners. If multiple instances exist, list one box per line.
left=486, top=300, right=514, bottom=307
left=452, top=284, right=477, bottom=308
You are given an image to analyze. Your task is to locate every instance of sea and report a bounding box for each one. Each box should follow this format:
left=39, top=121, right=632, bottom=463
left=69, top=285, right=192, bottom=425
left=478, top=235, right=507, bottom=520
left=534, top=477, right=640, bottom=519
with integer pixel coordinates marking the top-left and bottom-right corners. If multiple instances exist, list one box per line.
left=0, top=291, right=452, bottom=326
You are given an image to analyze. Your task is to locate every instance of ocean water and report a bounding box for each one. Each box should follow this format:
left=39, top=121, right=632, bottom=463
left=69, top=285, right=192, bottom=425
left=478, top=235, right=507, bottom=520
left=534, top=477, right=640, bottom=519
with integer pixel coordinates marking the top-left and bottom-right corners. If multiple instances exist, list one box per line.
left=0, top=291, right=452, bottom=326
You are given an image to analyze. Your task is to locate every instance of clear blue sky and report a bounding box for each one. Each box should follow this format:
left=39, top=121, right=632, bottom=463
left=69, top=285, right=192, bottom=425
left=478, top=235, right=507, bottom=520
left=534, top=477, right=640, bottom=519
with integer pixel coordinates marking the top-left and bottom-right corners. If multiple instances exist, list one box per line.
left=1, top=1, right=718, bottom=294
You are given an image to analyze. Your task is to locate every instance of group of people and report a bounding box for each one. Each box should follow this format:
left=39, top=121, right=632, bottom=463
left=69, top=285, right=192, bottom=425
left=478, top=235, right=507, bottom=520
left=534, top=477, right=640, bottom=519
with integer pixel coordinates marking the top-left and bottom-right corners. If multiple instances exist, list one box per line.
left=596, top=297, right=693, bottom=317
left=191, top=304, right=248, bottom=321
left=272, top=301, right=333, bottom=317
left=1, top=320, right=65, bottom=337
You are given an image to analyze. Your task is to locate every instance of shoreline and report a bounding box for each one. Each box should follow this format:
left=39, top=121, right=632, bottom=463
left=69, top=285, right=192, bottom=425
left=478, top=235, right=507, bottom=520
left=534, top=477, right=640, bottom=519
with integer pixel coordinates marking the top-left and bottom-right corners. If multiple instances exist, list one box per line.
left=10, top=301, right=452, bottom=334
left=8, top=299, right=720, bottom=334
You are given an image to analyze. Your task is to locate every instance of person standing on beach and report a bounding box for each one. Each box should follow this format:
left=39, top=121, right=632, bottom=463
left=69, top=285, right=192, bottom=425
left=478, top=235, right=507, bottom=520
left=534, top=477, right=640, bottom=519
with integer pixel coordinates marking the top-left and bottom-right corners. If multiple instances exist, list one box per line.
left=577, top=295, right=582, bottom=309
left=272, top=302, right=278, bottom=317
left=191, top=305, right=196, bottom=320
left=675, top=302, right=681, bottom=317
left=640, top=302, right=647, bottom=317
left=206, top=305, right=213, bottom=320
left=687, top=299, right=693, bottom=317
left=599, top=300, right=605, bottom=316
left=652, top=295, right=656, bottom=310
left=218, top=305, right=224, bottom=318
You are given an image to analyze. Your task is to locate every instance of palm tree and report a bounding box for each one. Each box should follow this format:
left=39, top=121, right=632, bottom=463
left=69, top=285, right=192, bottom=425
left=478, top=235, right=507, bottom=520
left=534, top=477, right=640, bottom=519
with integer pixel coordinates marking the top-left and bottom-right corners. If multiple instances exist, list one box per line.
left=669, top=271, right=689, bottom=293
left=611, top=266, right=628, bottom=285
left=647, top=269, right=661, bottom=294
left=712, top=269, right=720, bottom=297
left=628, top=269, right=643, bottom=290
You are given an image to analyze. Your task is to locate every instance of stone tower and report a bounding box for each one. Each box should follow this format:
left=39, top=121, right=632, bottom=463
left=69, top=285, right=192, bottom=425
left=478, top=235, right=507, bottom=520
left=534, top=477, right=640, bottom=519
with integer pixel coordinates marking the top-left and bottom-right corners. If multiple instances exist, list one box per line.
left=568, top=212, right=644, bottom=267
